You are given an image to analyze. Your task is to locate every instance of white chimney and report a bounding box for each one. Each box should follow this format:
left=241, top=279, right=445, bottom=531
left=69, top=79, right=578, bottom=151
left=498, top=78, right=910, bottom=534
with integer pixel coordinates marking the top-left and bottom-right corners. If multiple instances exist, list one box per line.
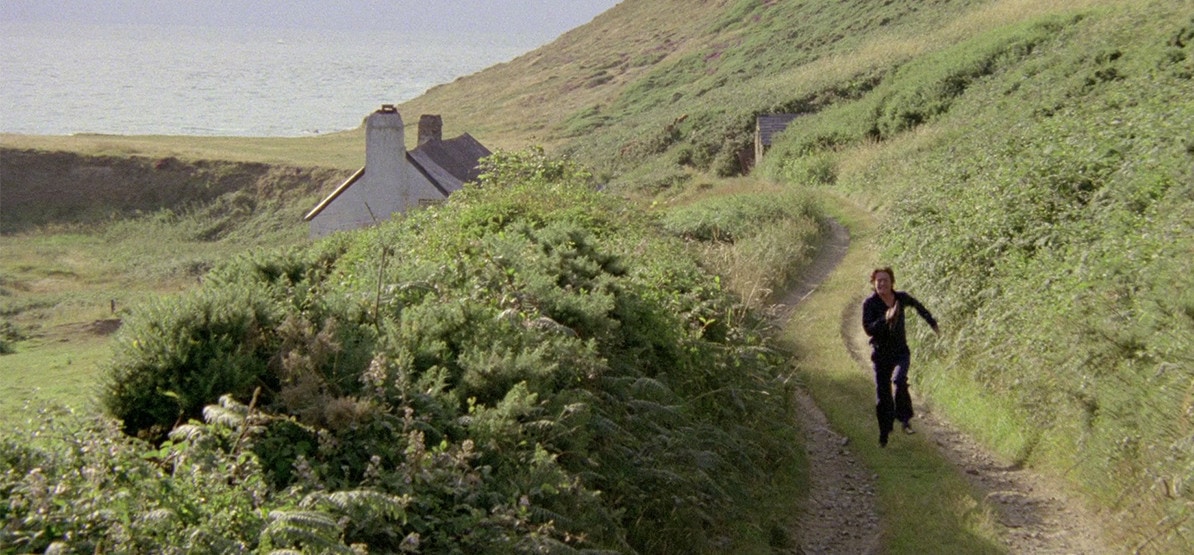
left=364, top=104, right=412, bottom=211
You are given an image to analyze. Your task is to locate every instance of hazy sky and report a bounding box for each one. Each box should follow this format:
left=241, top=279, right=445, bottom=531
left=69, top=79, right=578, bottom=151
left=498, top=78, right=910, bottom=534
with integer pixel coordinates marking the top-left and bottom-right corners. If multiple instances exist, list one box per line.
left=1, top=1, right=621, bottom=38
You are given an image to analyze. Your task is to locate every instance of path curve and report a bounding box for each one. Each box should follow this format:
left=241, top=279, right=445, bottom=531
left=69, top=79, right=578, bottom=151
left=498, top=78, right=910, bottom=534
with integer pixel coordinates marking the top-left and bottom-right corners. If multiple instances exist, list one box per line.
left=775, top=219, right=881, bottom=555
left=779, top=215, right=1114, bottom=554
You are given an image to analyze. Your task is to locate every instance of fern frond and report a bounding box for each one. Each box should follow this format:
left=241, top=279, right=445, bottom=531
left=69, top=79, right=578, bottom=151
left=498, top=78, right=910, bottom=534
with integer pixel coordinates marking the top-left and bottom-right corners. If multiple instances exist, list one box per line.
left=300, top=488, right=410, bottom=520
left=517, top=536, right=581, bottom=554
left=169, top=423, right=205, bottom=442
left=267, top=509, right=341, bottom=534
left=629, top=377, right=675, bottom=399
left=218, top=393, right=250, bottom=412
left=265, top=510, right=357, bottom=555
left=202, top=403, right=245, bottom=428
left=529, top=505, right=571, bottom=528
left=140, top=508, right=175, bottom=523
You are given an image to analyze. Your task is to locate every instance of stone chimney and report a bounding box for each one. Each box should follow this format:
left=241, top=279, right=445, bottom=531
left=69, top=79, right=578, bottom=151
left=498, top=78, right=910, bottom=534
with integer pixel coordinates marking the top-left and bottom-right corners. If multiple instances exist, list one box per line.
left=418, top=114, right=443, bottom=145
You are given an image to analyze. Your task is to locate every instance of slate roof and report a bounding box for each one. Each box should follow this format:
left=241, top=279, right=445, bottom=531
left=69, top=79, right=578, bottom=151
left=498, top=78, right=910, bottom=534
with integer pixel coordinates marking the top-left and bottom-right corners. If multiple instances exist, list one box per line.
left=303, top=133, right=491, bottom=222
left=408, top=132, right=491, bottom=192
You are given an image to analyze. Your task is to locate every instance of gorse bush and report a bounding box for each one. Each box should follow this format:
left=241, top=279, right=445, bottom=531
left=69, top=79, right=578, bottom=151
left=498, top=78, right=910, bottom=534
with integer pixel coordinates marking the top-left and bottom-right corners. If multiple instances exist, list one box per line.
left=100, top=237, right=364, bottom=439
left=19, top=149, right=803, bottom=553
left=100, top=286, right=282, bottom=438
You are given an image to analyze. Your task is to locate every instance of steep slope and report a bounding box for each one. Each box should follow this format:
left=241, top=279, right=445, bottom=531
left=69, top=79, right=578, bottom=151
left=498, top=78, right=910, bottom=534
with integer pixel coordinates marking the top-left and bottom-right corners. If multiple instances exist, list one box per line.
left=398, top=0, right=1194, bottom=549
left=399, top=0, right=1103, bottom=185
left=754, top=1, right=1194, bottom=551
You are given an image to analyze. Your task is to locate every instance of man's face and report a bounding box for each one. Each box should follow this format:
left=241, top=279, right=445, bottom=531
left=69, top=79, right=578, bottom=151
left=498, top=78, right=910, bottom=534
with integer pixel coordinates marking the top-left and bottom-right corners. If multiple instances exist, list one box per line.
left=873, top=272, right=893, bottom=295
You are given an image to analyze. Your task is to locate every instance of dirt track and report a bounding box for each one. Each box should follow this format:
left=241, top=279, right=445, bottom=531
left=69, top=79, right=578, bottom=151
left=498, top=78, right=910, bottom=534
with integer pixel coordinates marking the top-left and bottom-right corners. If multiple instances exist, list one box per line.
left=778, top=217, right=1113, bottom=554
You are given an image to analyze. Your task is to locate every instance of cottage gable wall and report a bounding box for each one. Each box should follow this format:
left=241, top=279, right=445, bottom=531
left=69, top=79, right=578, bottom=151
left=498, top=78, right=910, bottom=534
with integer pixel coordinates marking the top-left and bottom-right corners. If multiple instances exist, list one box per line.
left=305, top=105, right=487, bottom=238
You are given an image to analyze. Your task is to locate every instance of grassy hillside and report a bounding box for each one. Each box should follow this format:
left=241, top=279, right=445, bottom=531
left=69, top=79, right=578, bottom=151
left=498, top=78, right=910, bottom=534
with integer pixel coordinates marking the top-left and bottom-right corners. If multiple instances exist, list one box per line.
left=3, top=0, right=1192, bottom=551
left=416, top=0, right=1194, bottom=549
left=755, top=0, right=1194, bottom=550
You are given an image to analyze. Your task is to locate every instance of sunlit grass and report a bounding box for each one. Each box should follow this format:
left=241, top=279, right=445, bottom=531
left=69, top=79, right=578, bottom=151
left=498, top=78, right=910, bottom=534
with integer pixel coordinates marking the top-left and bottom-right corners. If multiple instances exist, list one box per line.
left=1, top=129, right=364, bottom=169
left=655, top=177, right=823, bottom=311
left=0, top=335, right=112, bottom=426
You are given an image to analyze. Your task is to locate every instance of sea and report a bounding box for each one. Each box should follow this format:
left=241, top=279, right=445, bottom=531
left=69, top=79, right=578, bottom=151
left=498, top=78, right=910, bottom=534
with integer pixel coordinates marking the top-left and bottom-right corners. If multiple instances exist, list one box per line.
left=0, top=22, right=550, bottom=137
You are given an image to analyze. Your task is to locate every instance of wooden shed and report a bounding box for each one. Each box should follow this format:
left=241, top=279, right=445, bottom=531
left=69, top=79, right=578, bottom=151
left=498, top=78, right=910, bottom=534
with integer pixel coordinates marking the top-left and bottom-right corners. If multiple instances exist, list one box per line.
left=754, top=113, right=801, bottom=166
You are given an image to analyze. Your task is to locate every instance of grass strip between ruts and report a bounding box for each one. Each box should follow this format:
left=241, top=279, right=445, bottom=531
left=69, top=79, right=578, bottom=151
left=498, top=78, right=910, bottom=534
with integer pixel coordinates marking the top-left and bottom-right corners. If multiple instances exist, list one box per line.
left=782, top=191, right=1004, bottom=554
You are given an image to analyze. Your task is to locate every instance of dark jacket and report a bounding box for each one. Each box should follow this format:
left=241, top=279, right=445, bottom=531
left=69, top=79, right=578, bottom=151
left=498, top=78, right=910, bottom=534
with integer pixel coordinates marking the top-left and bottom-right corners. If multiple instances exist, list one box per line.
left=862, top=291, right=937, bottom=359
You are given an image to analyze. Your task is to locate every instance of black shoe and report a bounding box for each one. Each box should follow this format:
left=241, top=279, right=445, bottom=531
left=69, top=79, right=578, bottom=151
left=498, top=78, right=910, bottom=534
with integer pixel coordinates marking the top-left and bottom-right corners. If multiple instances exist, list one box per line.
left=902, top=422, right=915, bottom=435
left=879, top=431, right=889, bottom=448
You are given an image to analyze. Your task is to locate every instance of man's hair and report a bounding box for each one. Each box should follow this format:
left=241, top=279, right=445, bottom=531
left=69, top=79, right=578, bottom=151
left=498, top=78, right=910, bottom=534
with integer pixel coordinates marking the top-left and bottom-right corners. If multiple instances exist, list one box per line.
left=870, top=266, right=895, bottom=284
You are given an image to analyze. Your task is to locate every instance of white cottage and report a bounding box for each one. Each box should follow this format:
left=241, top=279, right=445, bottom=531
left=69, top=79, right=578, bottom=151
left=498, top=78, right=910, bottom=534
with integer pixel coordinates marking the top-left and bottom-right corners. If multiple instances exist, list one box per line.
left=304, top=104, right=491, bottom=238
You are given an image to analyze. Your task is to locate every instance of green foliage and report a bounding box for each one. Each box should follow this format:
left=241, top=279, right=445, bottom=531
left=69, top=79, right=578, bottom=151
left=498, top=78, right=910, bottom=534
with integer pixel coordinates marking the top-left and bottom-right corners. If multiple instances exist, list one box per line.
left=767, top=16, right=1068, bottom=183
left=658, top=191, right=823, bottom=308
left=777, top=2, right=1194, bottom=549
left=100, top=239, right=374, bottom=440
left=871, top=19, right=1062, bottom=139
left=99, top=285, right=282, bottom=438
left=660, top=192, right=809, bottom=243
left=0, top=404, right=272, bottom=553
left=79, top=149, right=801, bottom=552
left=555, top=0, right=998, bottom=192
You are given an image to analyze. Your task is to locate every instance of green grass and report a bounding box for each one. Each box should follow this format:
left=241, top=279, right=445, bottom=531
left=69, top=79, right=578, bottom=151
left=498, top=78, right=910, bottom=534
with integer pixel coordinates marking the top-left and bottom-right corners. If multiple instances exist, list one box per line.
left=0, top=228, right=205, bottom=426
left=655, top=180, right=822, bottom=309
left=0, top=191, right=324, bottom=423
left=748, top=2, right=1193, bottom=550
left=0, top=335, right=112, bottom=425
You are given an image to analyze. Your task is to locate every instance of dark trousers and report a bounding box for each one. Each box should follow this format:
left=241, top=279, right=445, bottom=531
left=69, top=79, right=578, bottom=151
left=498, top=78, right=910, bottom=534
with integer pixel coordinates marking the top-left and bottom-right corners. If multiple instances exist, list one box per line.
left=873, top=352, right=913, bottom=435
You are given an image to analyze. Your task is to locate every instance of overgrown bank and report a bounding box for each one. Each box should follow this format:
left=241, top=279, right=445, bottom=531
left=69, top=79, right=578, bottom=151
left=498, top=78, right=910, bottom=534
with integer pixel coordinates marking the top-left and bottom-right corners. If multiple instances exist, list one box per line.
left=2, top=151, right=822, bottom=553
left=763, top=3, right=1194, bottom=550
left=0, top=147, right=347, bottom=236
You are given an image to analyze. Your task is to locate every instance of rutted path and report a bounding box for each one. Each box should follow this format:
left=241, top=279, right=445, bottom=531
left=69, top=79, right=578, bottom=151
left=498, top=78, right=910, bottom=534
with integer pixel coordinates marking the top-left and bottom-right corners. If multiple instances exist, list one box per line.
left=778, top=216, right=1115, bottom=554
left=775, top=219, right=881, bottom=555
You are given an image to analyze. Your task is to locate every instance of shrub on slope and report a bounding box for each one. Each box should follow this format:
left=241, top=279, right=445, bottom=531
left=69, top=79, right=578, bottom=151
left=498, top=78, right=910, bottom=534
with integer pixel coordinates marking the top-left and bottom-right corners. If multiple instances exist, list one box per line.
left=67, top=150, right=800, bottom=553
